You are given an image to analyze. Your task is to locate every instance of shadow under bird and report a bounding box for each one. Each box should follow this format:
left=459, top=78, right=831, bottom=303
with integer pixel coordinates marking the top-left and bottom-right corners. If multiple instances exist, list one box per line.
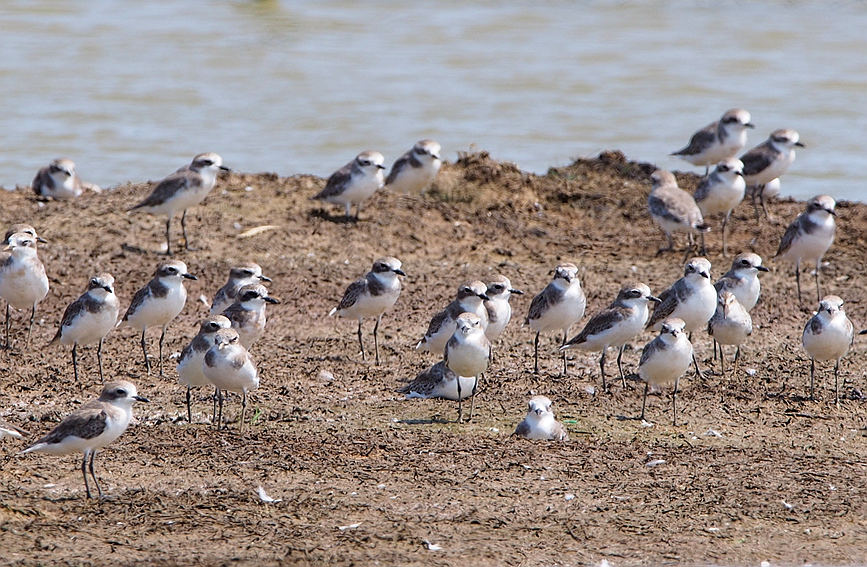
left=50, top=273, right=120, bottom=382
left=119, top=261, right=196, bottom=376
left=802, top=295, right=854, bottom=404
left=127, top=152, right=229, bottom=255
left=329, top=257, right=405, bottom=365
left=774, top=195, right=836, bottom=306
left=210, top=263, right=272, bottom=315
left=312, top=150, right=386, bottom=221
left=20, top=381, right=148, bottom=500
left=526, top=263, right=586, bottom=376
left=671, top=108, right=754, bottom=175
left=0, top=232, right=49, bottom=348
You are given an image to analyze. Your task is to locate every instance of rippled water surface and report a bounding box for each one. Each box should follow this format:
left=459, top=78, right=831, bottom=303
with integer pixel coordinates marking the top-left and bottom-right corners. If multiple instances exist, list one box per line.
left=1, top=1, right=865, bottom=201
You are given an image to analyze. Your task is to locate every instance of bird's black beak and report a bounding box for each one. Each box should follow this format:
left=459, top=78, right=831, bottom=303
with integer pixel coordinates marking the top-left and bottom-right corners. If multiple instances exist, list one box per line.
left=431, top=154, right=440, bottom=160
left=510, top=289, right=524, bottom=295
left=795, top=142, right=805, bottom=148
left=393, top=268, right=407, bottom=276
left=134, top=395, right=150, bottom=403
left=479, top=293, right=491, bottom=301
left=745, top=122, right=755, bottom=129
left=183, top=273, right=198, bottom=280
left=827, top=209, right=836, bottom=216
left=649, top=295, right=662, bottom=303
left=735, top=171, right=744, bottom=177
left=859, top=329, right=867, bottom=335
left=102, top=285, right=113, bottom=292
left=757, top=265, right=770, bottom=272
left=264, top=296, right=281, bottom=304
left=219, top=165, right=231, bottom=171
left=36, top=236, right=48, bottom=243
left=258, top=275, right=273, bottom=282
left=377, top=164, right=386, bottom=169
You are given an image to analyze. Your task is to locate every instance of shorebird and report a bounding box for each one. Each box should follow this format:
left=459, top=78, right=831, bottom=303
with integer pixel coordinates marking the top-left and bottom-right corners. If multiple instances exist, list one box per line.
left=0, top=232, right=49, bottom=348
left=713, top=252, right=769, bottom=312
left=741, top=129, right=803, bottom=220
left=562, top=283, right=661, bottom=391
left=20, top=381, right=148, bottom=499
left=329, top=257, right=405, bottom=365
left=513, top=396, right=569, bottom=441
left=312, top=151, right=386, bottom=220
left=444, top=312, right=491, bottom=422
left=774, top=195, right=836, bottom=305
left=671, top=108, right=754, bottom=175
left=647, top=169, right=709, bottom=255
left=707, top=291, right=752, bottom=377
left=176, top=315, right=231, bottom=423
left=483, top=275, right=523, bottom=347
left=3, top=224, right=47, bottom=245
left=31, top=158, right=94, bottom=200
left=638, top=318, right=694, bottom=426
left=50, top=273, right=120, bottom=382
left=385, top=139, right=442, bottom=194
left=119, top=261, right=196, bottom=376
left=220, top=283, right=280, bottom=350
left=416, top=280, right=489, bottom=355
left=694, top=158, right=745, bottom=256
left=128, top=152, right=229, bottom=255
left=210, top=263, right=271, bottom=315
left=398, top=360, right=477, bottom=402
left=203, top=328, right=258, bottom=431
left=526, top=263, right=586, bottom=375
left=802, top=295, right=854, bottom=404
left=647, top=257, right=716, bottom=378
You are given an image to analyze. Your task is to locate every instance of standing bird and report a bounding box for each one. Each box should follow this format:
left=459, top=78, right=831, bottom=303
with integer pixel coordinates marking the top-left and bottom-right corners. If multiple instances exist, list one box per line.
left=444, top=312, right=491, bottom=422
left=714, top=253, right=769, bottom=312
left=707, top=291, right=753, bottom=376
left=694, top=158, right=745, bottom=256
left=220, top=283, right=280, bottom=350
left=526, top=263, right=586, bottom=375
left=385, top=139, right=442, bottom=194
left=210, top=263, right=271, bottom=315
left=329, top=257, right=405, bottom=365
left=176, top=315, right=231, bottom=423
left=671, top=108, right=754, bottom=175
left=638, top=318, right=694, bottom=425
left=203, top=328, right=258, bottom=431
left=483, top=275, right=523, bottom=346
left=774, top=195, right=836, bottom=306
left=647, top=257, right=716, bottom=378
left=31, top=158, right=92, bottom=200
left=513, top=396, right=569, bottom=441
left=128, top=152, right=229, bottom=255
left=416, top=280, right=489, bottom=355
left=741, top=129, right=804, bottom=220
left=312, top=151, right=386, bottom=221
left=20, top=381, right=148, bottom=500
left=0, top=232, right=49, bottom=348
left=50, top=273, right=120, bottom=382
left=802, top=295, right=854, bottom=404
left=647, top=170, right=709, bottom=255
left=562, top=283, right=661, bottom=391
left=119, top=261, right=197, bottom=376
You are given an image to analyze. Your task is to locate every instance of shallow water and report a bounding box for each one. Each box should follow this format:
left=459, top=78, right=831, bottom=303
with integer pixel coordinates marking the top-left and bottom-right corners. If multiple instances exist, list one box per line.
left=1, top=1, right=865, bottom=201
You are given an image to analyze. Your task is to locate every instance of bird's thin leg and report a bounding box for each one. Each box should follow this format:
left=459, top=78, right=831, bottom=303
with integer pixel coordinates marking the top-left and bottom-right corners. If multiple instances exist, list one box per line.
left=533, top=331, right=540, bottom=374
left=692, top=353, right=704, bottom=380
left=815, top=259, right=822, bottom=304
left=27, top=304, right=36, bottom=346
left=751, top=187, right=760, bottom=222
left=720, top=344, right=726, bottom=377
left=721, top=211, right=731, bottom=257
left=704, top=165, right=710, bottom=177
left=810, top=358, right=816, bottom=400
left=140, top=329, right=150, bottom=375
left=456, top=377, right=463, bottom=423
left=561, top=329, right=568, bottom=376
left=672, top=377, right=680, bottom=427
left=713, top=339, right=719, bottom=362
left=240, top=392, right=247, bottom=433
left=97, top=338, right=105, bottom=382
left=599, top=349, right=608, bottom=392
left=4, top=303, right=10, bottom=349
left=617, top=345, right=628, bottom=389
left=357, top=320, right=365, bottom=361
left=186, top=387, right=192, bottom=423
left=165, top=217, right=173, bottom=256
left=158, top=326, right=166, bottom=377
left=181, top=210, right=196, bottom=251
left=218, top=390, right=225, bottom=430
left=212, top=387, right=219, bottom=427
left=72, top=344, right=79, bottom=382
left=699, top=232, right=707, bottom=257
left=469, top=374, right=480, bottom=421
left=373, top=315, right=382, bottom=366
left=834, top=360, right=840, bottom=406
left=89, top=451, right=103, bottom=499
left=795, top=261, right=803, bottom=307
left=81, top=452, right=92, bottom=499
left=733, top=346, right=742, bottom=376
left=759, top=185, right=770, bottom=220
left=640, top=382, right=649, bottom=421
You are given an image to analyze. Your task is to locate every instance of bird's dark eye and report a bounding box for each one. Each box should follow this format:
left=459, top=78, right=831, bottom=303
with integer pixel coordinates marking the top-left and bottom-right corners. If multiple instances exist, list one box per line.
left=116, top=389, right=126, bottom=396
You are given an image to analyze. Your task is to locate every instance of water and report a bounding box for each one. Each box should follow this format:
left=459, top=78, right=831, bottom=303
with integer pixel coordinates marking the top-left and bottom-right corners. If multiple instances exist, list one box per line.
left=1, top=1, right=865, bottom=201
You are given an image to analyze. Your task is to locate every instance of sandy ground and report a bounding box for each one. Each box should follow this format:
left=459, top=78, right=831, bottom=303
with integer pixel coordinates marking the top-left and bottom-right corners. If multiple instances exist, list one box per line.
left=1, top=150, right=866, bottom=566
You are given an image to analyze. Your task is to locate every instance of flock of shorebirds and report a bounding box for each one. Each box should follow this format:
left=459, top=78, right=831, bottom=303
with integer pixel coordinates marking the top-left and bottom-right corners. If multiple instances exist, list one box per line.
left=1, top=113, right=863, bottom=500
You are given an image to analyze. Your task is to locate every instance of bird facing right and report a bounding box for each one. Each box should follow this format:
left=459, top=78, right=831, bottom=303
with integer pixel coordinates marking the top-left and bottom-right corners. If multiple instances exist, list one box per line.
left=313, top=150, right=386, bottom=220
left=741, top=129, right=804, bottom=220
left=0, top=231, right=50, bottom=348
left=210, top=263, right=272, bottom=315
left=385, top=139, right=442, bottom=195
left=802, top=295, right=854, bottom=404
left=693, top=158, right=745, bottom=256
left=671, top=108, right=754, bottom=175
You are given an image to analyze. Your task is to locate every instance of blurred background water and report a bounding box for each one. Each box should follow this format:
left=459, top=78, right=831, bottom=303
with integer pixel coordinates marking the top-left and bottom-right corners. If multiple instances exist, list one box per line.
left=1, top=1, right=865, bottom=201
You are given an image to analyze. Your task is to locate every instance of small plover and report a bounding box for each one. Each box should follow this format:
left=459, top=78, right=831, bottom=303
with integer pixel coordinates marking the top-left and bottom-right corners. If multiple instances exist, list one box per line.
left=694, top=158, right=745, bottom=256
left=385, top=139, right=442, bottom=194
left=526, top=263, right=586, bottom=375
left=483, top=275, right=523, bottom=344
left=513, top=395, right=569, bottom=441
left=31, top=158, right=86, bottom=200
left=203, top=328, right=259, bottom=431
left=176, top=315, right=231, bottom=423
left=210, top=263, right=271, bottom=315
left=416, top=280, right=489, bottom=355
left=741, top=129, right=804, bottom=219
left=0, top=232, right=49, bottom=347
left=329, top=257, right=405, bottom=365
left=671, top=108, right=754, bottom=174
left=638, top=318, right=694, bottom=426
left=707, top=291, right=752, bottom=377
left=398, top=360, right=476, bottom=401
left=713, top=252, right=769, bottom=312
left=647, top=169, right=709, bottom=254
left=444, top=312, right=491, bottom=422
left=220, top=283, right=280, bottom=350
left=563, top=283, right=661, bottom=390
left=50, top=273, right=120, bottom=382
left=20, top=381, right=148, bottom=499
left=802, top=295, right=854, bottom=404
left=119, top=261, right=197, bottom=376
left=312, top=151, right=386, bottom=220
left=128, top=152, right=229, bottom=255
left=774, top=195, right=836, bottom=305
left=3, top=224, right=47, bottom=245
